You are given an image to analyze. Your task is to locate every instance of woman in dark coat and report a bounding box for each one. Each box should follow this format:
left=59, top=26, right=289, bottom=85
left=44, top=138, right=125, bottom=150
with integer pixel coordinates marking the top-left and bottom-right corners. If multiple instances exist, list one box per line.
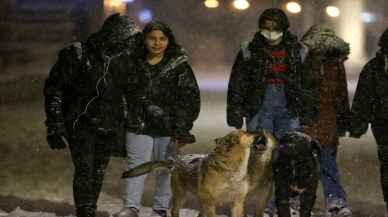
left=114, top=21, right=200, bottom=217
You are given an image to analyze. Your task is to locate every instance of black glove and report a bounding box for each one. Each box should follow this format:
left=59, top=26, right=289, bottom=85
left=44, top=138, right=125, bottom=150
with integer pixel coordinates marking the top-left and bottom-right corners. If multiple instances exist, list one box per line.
left=337, top=128, right=347, bottom=137
left=46, top=123, right=69, bottom=150
left=174, top=129, right=196, bottom=145
left=146, top=105, right=174, bottom=130
left=349, top=121, right=368, bottom=138
left=146, top=105, right=165, bottom=118
left=227, top=110, right=243, bottom=129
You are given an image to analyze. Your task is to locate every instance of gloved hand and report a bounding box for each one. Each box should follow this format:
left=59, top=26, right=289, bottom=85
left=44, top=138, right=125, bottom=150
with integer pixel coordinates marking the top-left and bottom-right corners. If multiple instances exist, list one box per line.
left=349, top=122, right=368, bottom=138
left=146, top=105, right=165, bottom=118
left=227, top=110, right=243, bottom=129
left=337, top=129, right=347, bottom=137
left=174, top=129, right=196, bottom=148
left=46, top=123, right=69, bottom=150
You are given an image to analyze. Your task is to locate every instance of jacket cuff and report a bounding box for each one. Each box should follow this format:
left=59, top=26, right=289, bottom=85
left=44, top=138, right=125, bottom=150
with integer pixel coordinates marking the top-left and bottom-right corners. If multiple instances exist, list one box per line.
left=174, top=129, right=196, bottom=144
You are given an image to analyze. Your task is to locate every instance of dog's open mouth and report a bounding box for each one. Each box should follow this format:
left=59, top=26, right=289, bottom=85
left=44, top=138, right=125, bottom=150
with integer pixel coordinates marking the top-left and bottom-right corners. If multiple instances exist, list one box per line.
left=255, top=143, right=266, bottom=151
left=252, top=135, right=266, bottom=152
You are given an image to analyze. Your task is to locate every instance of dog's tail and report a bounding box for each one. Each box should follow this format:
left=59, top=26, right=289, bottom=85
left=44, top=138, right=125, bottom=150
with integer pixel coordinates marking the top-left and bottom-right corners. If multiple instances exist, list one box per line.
left=121, top=159, right=174, bottom=178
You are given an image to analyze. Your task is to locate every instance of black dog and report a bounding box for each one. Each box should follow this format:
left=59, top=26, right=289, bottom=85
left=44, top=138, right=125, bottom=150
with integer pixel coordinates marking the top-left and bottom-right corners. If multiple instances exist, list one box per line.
left=273, top=131, right=320, bottom=217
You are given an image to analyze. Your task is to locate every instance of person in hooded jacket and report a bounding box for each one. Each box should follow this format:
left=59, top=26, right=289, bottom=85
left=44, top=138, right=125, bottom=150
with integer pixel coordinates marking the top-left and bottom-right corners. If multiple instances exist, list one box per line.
left=301, top=25, right=352, bottom=217
left=350, top=27, right=388, bottom=217
left=114, top=21, right=200, bottom=217
left=227, top=8, right=317, bottom=217
left=43, top=14, right=141, bottom=217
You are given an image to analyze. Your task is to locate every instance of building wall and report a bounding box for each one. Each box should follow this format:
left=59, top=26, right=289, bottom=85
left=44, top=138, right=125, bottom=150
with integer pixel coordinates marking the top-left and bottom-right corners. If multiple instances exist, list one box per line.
left=0, top=0, right=103, bottom=74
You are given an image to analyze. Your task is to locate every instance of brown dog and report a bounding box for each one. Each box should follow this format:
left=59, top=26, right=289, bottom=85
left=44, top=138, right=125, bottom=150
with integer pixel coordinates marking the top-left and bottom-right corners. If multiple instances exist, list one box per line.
left=246, top=130, right=278, bottom=217
left=122, top=130, right=278, bottom=217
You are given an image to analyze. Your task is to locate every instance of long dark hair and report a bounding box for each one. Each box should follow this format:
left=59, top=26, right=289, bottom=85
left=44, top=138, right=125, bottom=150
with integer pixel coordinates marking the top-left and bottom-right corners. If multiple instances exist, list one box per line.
left=139, top=21, right=183, bottom=59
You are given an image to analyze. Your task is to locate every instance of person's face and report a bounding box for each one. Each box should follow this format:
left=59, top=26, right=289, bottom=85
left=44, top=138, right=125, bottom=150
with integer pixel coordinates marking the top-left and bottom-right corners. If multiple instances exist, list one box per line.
left=145, top=30, right=169, bottom=57
left=260, top=19, right=283, bottom=46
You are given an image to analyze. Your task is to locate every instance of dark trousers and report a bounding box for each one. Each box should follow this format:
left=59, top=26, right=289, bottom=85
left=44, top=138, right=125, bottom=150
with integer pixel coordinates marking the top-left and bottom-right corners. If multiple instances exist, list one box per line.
left=69, top=129, right=112, bottom=217
left=372, top=125, right=388, bottom=210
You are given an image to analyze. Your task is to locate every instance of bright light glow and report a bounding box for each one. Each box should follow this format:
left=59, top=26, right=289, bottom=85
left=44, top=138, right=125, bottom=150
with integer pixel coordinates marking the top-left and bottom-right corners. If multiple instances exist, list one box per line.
left=286, top=2, right=302, bottom=14
left=233, top=0, right=250, bottom=10
left=326, top=6, right=340, bottom=17
left=122, top=0, right=134, bottom=3
left=139, top=9, right=152, bottom=23
left=361, top=12, right=376, bottom=23
left=109, top=0, right=124, bottom=7
left=204, top=0, right=219, bottom=8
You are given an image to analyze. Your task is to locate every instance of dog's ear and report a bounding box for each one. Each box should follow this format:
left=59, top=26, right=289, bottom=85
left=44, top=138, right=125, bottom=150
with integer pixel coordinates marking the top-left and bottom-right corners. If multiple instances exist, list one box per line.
left=215, top=137, right=227, bottom=146
left=214, top=136, right=229, bottom=154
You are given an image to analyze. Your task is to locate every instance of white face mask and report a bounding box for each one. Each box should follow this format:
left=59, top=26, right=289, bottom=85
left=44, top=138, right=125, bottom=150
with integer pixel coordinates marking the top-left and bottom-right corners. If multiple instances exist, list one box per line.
left=260, top=30, right=283, bottom=41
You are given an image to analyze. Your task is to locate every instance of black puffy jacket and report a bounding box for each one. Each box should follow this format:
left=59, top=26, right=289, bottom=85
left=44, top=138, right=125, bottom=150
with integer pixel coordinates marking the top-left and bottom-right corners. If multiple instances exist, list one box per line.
left=44, top=14, right=140, bottom=149
left=351, top=50, right=388, bottom=136
left=227, top=32, right=317, bottom=127
left=119, top=52, right=201, bottom=141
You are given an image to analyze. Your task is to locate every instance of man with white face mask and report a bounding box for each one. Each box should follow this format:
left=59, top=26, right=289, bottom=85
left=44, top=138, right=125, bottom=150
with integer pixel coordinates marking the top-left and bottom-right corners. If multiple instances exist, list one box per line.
left=227, top=8, right=318, bottom=217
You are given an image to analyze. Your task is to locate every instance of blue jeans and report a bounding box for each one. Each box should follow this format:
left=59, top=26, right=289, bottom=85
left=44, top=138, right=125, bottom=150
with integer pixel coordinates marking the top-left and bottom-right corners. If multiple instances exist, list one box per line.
left=319, top=146, right=348, bottom=208
left=246, top=85, right=301, bottom=139
left=122, top=132, right=173, bottom=211
left=246, top=85, right=301, bottom=211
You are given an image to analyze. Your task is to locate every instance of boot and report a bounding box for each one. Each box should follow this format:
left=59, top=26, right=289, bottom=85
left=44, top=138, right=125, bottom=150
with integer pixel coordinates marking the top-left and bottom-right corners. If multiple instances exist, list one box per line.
left=114, top=207, right=139, bottom=217
left=76, top=206, right=96, bottom=217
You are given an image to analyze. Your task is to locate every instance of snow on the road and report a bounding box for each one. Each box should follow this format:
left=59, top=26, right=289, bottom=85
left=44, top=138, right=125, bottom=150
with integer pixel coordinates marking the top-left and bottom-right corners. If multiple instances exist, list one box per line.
left=1, top=207, right=205, bottom=217
left=0, top=209, right=7, bottom=217
left=3, top=207, right=66, bottom=217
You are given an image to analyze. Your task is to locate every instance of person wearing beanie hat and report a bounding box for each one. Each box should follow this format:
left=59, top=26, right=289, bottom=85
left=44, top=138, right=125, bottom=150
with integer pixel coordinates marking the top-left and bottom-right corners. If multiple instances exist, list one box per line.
left=43, top=13, right=141, bottom=217
left=350, top=27, right=388, bottom=217
left=227, top=8, right=318, bottom=217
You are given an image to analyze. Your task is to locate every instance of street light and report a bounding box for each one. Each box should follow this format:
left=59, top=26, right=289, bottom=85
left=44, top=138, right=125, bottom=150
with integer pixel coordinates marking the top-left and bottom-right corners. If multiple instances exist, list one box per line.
left=108, top=0, right=124, bottom=7
left=139, top=9, right=153, bottom=23
left=286, top=2, right=302, bottom=14
left=104, top=0, right=126, bottom=17
left=361, top=12, right=376, bottom=23
left=233, top=0, right=250, bottom=10
left=326, top=6, right=340, bottom=17
left=204, top=0, right=220, bottom=9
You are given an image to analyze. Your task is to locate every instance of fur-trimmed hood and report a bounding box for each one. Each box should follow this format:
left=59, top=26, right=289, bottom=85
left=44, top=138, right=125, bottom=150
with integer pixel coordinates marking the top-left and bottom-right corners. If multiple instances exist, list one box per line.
left=301, top=25, right=350, bottom=60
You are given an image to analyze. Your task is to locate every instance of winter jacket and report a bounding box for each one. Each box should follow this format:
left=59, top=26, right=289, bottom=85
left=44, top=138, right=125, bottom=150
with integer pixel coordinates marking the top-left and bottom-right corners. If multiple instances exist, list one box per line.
left=227, top=31, right=318, bottom=127
left=44, top=14, right=140, bottom=155
left=301, top=25, right=351, bottom=146
left=122, top=52, right=201, bottom=141
left=350, top=50, right=388, bottom=137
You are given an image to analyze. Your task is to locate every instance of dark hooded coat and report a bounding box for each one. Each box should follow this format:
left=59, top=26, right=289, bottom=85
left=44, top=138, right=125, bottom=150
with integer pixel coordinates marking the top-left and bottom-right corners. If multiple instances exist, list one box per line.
left=350, top=50, right=388, bottom=136
left=301, top=25, right=351, bottom=146
left=350, top=28, right=388, bottom=206
left=43, top=14, right=140, bottom=154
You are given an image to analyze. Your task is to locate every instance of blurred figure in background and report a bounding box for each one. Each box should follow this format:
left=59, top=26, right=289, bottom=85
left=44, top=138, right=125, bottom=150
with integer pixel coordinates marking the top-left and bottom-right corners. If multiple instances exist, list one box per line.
left=43, top=14, right=141, bottom=217
left=226, top=8, right=318, bottom=217
left=350, top=27, right=388, bottom=217
left=301, top=25, right=352, bottom=217
left=114, top=21, right=200, bottom=217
